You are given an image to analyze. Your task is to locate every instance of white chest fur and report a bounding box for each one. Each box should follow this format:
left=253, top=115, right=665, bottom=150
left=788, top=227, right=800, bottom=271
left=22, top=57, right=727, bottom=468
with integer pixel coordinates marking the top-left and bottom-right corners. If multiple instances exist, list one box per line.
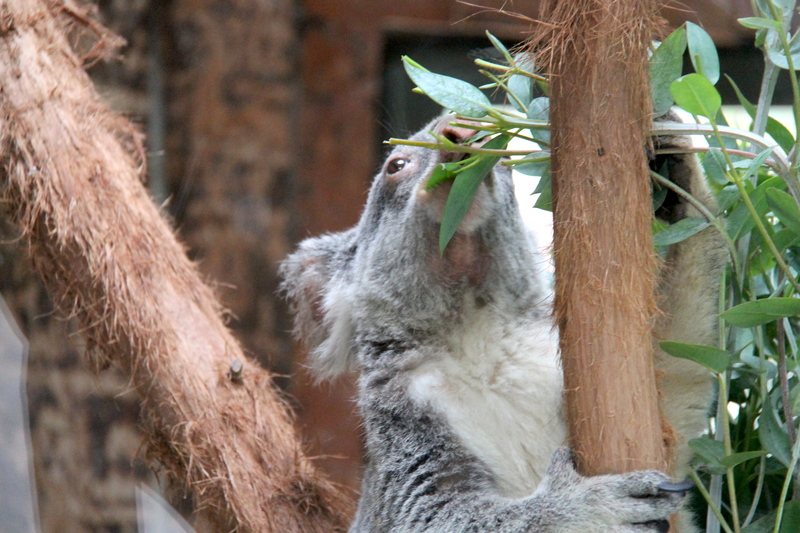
left=406, top=305, right=567, bottom=497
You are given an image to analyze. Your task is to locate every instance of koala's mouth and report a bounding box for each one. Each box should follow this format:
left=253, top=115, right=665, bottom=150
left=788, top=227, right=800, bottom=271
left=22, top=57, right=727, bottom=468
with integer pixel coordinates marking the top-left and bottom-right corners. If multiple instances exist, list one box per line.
left=452, top=151, right=472, bottom=164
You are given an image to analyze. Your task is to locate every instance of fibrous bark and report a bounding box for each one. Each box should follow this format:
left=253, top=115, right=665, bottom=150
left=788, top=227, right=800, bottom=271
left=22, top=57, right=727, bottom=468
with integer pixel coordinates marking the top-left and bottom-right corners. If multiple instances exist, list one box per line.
left=0, top=1, right=353, bottom=531
left=530, top=1, right=667, bottom=476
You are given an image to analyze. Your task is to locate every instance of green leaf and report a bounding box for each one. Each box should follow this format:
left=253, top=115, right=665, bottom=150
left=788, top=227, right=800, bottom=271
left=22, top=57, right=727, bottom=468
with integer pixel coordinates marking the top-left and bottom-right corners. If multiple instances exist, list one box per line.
left=652, top=188, right=668, bottom=212
left=765, top=116, right=795, bottom=153
left=508, top=55, right=535, bottom=113
left=649, top=26, right=687, bottom=116
left=403, top=57, right=492, bottom=118
left=766, top=187, right=800, bottom=235
left=507, top=74, right=532, bottom=112
left=721, top=297, right=800, bottom=327
left=726, top=74, right=795, bottom=152
left=534, top=175, right=552, bottom=211
left=686, top=22, right=720, bottom=84
left=439, top=134, right=510, bottom=253
left=766, top=29, right=800, bottom=70
left=527, top=97, right=549, bottom=120
left=688, top=437, right=727, bottom=474
left=742, top=146, right=777, bottom=184
left=426, top=161, right=464, bottom=191
left=719, top=450, right=768, bottom=468
left=716, top=186, right=740, bottom=212
left=527, top=97, right=550, bottom=145
left=533, top=170, right=551, bottom=194
left=743, top=501, right=800, bottom=533
left=659, top=341, right=730, bottom=374
left=702, top=148, right=728, bottom=185
left=738, top=17, right=782, bottom=31
left=514, top=153, right=551, bottom=176
left=653, top=217, right=710, bottom=246
left=485, top=31, right=513, bottom=63
left=727, top=176, right=783, bottom=240
left=755, top=0, right=794, bottom=20
left=759, top=400, right=793, bottom=468
left=670, top=74, right=721, bottom=119
left=773, top=227, right=800, bottom=251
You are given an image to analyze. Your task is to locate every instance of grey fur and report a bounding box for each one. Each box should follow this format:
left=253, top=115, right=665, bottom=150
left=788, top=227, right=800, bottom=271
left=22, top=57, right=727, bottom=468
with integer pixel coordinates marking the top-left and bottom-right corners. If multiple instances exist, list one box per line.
left=280, top=114, right=724, bottom=532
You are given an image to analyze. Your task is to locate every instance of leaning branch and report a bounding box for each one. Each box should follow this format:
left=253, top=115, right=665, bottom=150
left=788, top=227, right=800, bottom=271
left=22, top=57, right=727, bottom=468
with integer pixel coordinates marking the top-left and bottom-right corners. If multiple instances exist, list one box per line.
left=0, top=1, right=352, bottom=531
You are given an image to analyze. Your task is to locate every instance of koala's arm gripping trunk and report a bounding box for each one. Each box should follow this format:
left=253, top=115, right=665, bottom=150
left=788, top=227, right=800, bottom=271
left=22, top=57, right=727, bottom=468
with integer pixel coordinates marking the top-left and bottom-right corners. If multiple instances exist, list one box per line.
left=0, top=2, right=352, bottom=531
left=532, top=1, right=668, bottom=476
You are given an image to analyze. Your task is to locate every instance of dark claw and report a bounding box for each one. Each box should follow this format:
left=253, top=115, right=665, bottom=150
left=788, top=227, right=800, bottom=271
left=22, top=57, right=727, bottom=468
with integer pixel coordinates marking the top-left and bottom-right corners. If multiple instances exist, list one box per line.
left=633, top=519, right=670, bottom=533
left=657, top=478, right=694, bottom=493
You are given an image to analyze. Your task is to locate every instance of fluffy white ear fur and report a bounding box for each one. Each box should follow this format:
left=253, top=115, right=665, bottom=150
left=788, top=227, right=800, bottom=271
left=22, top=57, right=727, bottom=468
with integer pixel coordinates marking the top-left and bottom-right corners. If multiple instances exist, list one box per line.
left=311, top=279, right=358, bottom=380
left=279, top=230, right=358, bottom=380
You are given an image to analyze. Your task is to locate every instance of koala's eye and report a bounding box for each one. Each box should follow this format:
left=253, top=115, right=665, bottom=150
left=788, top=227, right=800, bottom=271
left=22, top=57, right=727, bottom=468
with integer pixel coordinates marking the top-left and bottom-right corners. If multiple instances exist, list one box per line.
left=386, top=158, right=407, bottom=175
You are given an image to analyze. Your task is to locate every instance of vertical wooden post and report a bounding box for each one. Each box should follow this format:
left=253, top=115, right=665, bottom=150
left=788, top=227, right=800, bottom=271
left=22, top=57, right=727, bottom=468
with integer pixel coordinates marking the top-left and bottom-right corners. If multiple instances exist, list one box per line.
left=536, top=1, right=666, bottom=475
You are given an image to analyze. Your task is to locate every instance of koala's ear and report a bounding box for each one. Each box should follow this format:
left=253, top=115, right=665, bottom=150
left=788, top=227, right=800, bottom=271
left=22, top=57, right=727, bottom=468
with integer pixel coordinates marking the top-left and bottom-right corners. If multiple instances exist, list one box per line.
left=279, top=229, right=358, bottom=380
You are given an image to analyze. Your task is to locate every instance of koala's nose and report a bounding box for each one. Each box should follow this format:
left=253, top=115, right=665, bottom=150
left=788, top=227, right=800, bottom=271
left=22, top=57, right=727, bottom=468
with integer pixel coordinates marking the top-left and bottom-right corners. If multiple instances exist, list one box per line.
left=434, top=115, right=483, bottom=163
left=435, top=115, right=479, bottom=144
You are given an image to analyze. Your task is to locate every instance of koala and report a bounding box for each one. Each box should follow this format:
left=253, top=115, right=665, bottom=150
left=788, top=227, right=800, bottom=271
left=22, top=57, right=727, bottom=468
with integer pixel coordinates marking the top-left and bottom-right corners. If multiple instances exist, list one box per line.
left=280, top=113, right=726, bottom=532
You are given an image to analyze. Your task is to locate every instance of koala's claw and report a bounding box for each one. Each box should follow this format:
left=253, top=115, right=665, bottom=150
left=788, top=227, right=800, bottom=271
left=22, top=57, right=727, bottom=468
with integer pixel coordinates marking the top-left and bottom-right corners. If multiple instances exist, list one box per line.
left=657, top=478, right=694, bottom=494
left=633, top=519, right=670, bottom=533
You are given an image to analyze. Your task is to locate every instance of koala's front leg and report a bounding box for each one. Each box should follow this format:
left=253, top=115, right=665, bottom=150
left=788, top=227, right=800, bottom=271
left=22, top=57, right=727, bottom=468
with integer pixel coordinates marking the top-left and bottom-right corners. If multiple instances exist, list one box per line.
left=359, top=447, right=686, bottom=533
left=528, top=448, right=686, bottom=533
left=650, top=133, right=728, bottom=477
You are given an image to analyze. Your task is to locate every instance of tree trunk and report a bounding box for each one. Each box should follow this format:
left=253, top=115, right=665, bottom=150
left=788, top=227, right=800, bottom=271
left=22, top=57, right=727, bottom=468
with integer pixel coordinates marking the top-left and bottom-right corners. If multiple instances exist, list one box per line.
left=534, top=1, right=667, bottom=476
left=0, top=1, right=352, bottom=531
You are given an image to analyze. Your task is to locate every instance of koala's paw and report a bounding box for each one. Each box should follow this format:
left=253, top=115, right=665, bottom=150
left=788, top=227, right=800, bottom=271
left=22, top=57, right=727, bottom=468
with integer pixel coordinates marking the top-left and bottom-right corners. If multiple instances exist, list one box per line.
left=540, top=448, right=686, bottom=533
left=649, top=111, right=714, bottom=223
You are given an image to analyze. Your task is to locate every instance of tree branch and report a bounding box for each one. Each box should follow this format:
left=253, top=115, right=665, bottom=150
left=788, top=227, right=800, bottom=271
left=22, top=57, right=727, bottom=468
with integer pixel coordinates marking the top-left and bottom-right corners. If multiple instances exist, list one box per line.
left=0, top=1, right=353, bottom=531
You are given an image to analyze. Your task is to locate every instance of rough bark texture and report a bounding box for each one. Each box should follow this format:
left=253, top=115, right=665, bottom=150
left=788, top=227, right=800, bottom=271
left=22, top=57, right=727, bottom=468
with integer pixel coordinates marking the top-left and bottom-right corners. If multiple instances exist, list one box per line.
left=0, top=1, right=352, bottom=531
left=531, top=1, right=667, bottom=476
left=0, top=3, right=154, bottom=531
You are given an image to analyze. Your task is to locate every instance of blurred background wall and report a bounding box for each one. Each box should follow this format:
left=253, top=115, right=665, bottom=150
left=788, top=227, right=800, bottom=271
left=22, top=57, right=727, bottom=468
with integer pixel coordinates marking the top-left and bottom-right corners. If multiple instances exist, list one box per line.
left=0, top=0, right=776, bottom=531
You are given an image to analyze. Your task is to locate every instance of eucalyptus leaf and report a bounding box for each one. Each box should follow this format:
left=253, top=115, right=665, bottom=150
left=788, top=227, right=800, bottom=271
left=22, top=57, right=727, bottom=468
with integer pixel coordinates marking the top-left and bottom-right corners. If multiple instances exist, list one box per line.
left=403, top=57, right=491, bottom=118
left=742, top=146, right=776, bottom=184
left=766, top=187, right=800, bottom=235
left=756, top=0, right=795, bottom=19
left=738, top=17, right=782, bottom=31
left=702, top=148, right=728, bottom=185
left=765, top=29, right=800, bottom=70
left=742, top=501, right=800, bottom=533
left=534, top=176, right=552, bottom=211
left=727, top=177, right=783, bottom=240
left=687, top=22, right=720, bottom=84
left=426, top=163, right=460, bottom=191
left=721, top=297, right=800, bottom=327
left=715, top=186, right=740, bottom=213
left=439, top=134, right=510, bottom=253
left=652, top=188, right=668, bottom=212
left=653, top=217, right=711, bottom=246
left=527, top=97, right=550, bottom=121
left=650, top=26, right=687, bottom=116
left=688, top=437, right=727, bottom=474
left=791, top=381, right=800, bottom=416
left=533, top=170, right=551, bottom=194
left=719, top=450, right=768, bottom=468
left=725, top=74, right=795, bottom=152
left=485, top=31, right=513, bottom=63
left=527, top=97, right=551, bottom=145
left=670, top=74, right=721, bottom=119
left=773, top=227, right=800, bottom=251
left=515, top=154, right=551, bottom=176
left=659, top=341, right=730, bottom=374
left=507, top=74, right=532, bottom=112
left=758, top=401, right=793, bottom=468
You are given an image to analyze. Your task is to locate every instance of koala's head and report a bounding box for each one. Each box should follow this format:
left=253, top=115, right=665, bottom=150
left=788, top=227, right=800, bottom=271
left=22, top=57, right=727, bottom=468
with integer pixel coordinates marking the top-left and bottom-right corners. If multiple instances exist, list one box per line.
left=280, top=115, right=547, bottom=379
